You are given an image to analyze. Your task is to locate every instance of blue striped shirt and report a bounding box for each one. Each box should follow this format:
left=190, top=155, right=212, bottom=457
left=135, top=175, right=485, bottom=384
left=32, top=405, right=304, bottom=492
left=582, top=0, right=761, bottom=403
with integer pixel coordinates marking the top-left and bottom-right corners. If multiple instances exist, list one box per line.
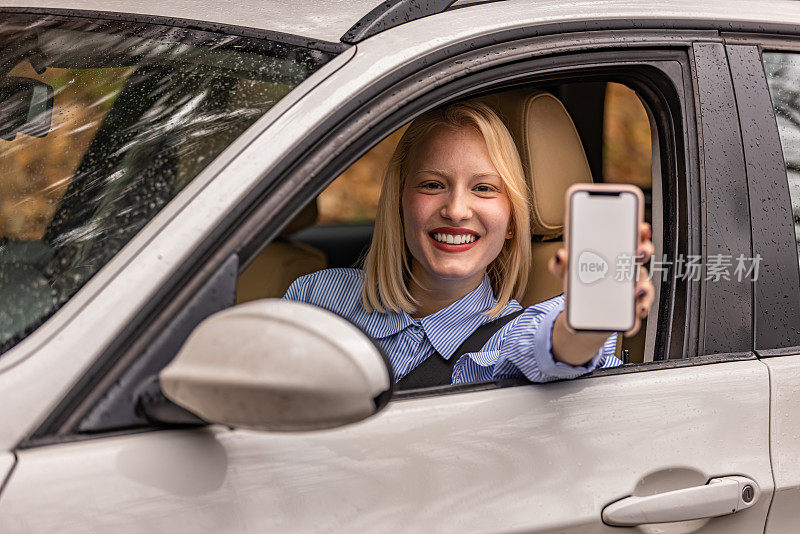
left=284, top=268, right=621, bottom=385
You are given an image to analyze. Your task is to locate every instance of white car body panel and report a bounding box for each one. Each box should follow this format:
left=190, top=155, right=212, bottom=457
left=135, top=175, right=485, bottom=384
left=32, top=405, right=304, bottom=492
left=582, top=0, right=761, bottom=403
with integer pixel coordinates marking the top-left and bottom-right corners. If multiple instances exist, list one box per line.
left=762, top=355, right=800, bottom=533
left=0, top=361, right=772, bottom=532
left=2, top=0, right=796, bottom=454
left=1, top=0, right=800, bottom=42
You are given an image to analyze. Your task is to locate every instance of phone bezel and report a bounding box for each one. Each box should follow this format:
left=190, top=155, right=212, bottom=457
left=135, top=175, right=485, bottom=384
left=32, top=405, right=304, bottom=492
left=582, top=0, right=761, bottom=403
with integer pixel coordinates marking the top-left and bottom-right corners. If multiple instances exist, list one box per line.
left=564, top=183, right=644, bottom=333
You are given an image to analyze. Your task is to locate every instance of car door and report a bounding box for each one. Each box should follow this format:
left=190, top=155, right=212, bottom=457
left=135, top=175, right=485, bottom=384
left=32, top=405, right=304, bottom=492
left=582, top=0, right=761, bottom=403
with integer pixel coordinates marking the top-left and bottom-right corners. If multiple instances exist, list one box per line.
left=0, top=12, right=774, bottom=532
left=725, top=36, right=800, bottom=533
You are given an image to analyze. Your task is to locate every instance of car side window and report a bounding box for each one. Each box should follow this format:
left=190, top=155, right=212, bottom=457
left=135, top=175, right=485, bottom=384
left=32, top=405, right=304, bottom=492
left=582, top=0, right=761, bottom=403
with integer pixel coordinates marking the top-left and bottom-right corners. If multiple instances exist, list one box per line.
left=0, top=14, right=334, bottom=355
left=762, top=51, right=800, bottom=271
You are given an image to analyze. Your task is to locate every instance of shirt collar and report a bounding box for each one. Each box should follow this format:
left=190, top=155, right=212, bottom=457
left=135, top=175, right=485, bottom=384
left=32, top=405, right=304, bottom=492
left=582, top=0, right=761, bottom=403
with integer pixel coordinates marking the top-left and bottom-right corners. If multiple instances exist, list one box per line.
left=356, top=300, right=416, bottom=340
left=419, top=275, right=497, bottom=360
left=355, top=275, right=498, bottom=351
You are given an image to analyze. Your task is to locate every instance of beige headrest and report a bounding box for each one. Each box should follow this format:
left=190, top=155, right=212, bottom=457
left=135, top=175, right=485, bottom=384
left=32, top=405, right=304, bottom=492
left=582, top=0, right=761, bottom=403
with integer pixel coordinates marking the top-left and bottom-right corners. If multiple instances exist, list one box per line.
left=481, top=90, right=592, bottom=238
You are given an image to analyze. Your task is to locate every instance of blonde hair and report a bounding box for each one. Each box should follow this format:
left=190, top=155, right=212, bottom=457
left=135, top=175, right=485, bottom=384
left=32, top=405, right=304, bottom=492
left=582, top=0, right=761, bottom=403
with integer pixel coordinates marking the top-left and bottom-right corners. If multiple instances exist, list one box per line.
left=361, top=101, right=531, bottom=317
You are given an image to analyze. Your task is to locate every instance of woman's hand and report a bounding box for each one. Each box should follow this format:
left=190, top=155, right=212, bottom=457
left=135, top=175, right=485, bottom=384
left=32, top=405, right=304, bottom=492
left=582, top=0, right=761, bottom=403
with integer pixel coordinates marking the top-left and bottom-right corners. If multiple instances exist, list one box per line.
left=548, top=222, right=656, bottom=338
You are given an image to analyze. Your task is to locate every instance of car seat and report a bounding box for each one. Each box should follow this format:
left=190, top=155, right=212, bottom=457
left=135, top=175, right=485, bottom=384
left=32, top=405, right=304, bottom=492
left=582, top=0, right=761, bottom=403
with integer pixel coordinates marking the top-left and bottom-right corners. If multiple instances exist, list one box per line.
left=236, top=201, right=327, bottom=303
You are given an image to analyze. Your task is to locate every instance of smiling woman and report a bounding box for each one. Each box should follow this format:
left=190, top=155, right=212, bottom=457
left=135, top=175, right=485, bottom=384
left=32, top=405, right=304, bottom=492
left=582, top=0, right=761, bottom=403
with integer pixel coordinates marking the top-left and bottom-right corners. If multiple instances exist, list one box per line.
left=365, top=103, right=530, bottom=318
left=282, top=100, right=655, bottom=389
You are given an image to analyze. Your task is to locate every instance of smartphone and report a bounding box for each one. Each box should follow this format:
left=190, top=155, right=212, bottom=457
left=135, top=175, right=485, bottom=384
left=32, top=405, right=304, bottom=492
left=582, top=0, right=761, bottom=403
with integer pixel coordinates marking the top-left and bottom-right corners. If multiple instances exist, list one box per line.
left=565, top=184, right=644, bottom=332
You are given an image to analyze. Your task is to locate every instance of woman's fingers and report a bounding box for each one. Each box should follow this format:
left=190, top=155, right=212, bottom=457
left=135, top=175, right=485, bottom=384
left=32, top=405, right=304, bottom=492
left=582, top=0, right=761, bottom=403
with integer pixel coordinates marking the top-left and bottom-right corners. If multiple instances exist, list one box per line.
left=625, top=267, right=655, bottom=337
left=640, top=221, right=652, bottom=240
left=548, top=247, right=568, bottom=279
left=635, top=266, right=656, bottom=318
left=636, top=222, right=654, bottom=263
left=625, top=317, right=642, bottom=338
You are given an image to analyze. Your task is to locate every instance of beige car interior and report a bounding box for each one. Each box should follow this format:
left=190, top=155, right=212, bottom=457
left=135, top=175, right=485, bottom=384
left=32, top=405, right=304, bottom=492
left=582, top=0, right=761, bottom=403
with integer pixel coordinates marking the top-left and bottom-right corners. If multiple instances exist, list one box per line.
left=237, top=201, right=327, bottom=302
left=236, top=88, right=651, bottom=364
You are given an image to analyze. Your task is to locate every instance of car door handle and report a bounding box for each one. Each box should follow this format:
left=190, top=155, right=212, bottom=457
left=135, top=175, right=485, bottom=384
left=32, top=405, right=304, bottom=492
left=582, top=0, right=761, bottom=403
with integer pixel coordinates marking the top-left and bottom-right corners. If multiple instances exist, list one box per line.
left=602, top=476, right=760, bottom=526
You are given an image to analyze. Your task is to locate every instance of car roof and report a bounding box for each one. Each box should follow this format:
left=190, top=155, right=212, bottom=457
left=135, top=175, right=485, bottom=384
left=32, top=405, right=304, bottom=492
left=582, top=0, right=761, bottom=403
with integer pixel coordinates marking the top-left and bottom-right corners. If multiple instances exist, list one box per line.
left=0, top=0, right=380, bottom=44
left=2, top=0, right=800, bottom=46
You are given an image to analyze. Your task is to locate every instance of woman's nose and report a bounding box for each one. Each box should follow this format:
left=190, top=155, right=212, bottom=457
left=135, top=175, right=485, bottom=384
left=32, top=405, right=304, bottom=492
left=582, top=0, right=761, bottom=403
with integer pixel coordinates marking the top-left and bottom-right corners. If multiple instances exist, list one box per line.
left=440, top=190, right=472, bottom=222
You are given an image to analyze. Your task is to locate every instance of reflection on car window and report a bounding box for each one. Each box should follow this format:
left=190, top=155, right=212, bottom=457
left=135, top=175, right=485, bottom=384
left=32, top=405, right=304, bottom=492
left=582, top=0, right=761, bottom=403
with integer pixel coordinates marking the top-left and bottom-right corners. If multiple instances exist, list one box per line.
left=763, top=51, right=800, bottom=271
left=0, top=14, right=334, bottom=354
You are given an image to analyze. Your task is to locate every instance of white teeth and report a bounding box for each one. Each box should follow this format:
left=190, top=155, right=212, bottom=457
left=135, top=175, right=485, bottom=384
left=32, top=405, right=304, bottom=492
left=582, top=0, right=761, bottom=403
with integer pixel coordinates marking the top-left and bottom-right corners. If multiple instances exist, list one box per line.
left=432, top=233, right=476, bottom=244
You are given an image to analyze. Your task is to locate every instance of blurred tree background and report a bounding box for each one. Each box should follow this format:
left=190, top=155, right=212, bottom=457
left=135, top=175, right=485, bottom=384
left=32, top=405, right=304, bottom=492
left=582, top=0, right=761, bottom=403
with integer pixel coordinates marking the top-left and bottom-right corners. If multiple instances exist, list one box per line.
left=602, top=82, right=651, bottom=187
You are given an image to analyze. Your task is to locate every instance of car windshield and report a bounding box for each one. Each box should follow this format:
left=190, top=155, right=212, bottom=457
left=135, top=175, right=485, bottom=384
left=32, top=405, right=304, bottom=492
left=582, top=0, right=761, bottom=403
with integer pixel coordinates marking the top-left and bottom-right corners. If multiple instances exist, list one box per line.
left=0, top=14, right=335, bottom=354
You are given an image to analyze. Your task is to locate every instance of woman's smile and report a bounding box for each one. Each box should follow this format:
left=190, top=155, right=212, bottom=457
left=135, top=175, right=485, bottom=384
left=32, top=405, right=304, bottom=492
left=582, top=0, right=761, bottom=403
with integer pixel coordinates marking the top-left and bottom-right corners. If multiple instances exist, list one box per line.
left=428, top=227, right=481, bottom=251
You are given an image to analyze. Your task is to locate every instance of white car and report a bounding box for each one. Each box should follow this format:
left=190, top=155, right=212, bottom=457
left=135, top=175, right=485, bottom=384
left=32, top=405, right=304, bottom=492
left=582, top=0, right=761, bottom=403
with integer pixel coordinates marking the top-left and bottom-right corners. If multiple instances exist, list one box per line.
left=1, top=0, right=800, bottom=532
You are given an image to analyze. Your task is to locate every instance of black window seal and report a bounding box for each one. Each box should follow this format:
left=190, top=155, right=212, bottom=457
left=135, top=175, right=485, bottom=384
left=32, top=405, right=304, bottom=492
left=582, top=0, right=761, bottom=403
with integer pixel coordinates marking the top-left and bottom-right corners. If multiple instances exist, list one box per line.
left=197, top=54, right=696, bottom=396
left=341, top=0, right=456, bottom=44
left=756, top=345, right=800, bottom=358
left=0, top=7, right=349, bottom=55
left=722, top=32, right=800, bottom=50
left=726, top=44, right=800, bottom=351
left=344, top=6, right=800, bottom=46
left=196, top=56, right=694, bottom=367
left=395, top=351, right=757, bottom=401
left=690, top=42, right=754, bottom=356
left=21, top=31, right=700, bottom=448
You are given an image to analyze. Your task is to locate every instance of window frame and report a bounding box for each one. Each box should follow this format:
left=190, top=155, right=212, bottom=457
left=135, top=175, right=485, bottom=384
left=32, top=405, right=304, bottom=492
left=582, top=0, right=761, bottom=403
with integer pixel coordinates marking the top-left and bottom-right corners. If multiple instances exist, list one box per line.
left=267, top=51, right=697, bottom=373
left=25, top=31, right=719, bottom=446
left=723, top=35, right=800, bottom=355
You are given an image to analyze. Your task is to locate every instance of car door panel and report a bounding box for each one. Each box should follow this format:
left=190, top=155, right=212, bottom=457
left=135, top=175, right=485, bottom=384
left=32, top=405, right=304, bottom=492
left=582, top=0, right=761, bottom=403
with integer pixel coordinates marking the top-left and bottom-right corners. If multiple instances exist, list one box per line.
left=0, top=360, right=771, bottom=533
left=761, top=356, right=800, bottom=533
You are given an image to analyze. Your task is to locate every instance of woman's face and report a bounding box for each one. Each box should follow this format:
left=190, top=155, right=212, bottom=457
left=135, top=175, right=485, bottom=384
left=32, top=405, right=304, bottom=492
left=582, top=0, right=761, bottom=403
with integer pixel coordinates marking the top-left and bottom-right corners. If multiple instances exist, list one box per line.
left=402, top=124, right=512, bottom=290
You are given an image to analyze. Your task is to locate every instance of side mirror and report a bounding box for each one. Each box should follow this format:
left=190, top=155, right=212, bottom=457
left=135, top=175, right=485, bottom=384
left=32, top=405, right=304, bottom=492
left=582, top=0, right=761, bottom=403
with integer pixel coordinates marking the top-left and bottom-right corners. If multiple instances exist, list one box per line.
left=159, top=300, right=394, bottom=431
left=0, top=76, right=53, bottom=141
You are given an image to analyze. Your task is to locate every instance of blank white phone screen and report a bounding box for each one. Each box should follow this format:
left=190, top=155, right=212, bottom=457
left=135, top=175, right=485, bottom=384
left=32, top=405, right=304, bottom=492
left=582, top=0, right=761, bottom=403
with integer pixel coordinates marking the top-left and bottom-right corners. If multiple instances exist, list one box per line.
left=568, top=191, right=638, bottom=331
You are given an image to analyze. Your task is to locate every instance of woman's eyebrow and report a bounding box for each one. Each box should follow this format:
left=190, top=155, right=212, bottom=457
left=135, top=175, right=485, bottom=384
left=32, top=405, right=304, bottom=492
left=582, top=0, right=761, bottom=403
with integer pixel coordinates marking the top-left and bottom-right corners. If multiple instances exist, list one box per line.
left=415, top=168, right=449, bottom=177
left=414, top=169, right=500, bottom=178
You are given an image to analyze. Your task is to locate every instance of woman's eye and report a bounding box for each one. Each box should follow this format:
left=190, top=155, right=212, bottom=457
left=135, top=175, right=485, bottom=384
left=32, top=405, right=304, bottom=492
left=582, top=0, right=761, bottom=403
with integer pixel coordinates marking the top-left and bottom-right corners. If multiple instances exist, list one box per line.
left=419, top=181, right=443, bottom=190
left=474, top=184, right=498, bottom=193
